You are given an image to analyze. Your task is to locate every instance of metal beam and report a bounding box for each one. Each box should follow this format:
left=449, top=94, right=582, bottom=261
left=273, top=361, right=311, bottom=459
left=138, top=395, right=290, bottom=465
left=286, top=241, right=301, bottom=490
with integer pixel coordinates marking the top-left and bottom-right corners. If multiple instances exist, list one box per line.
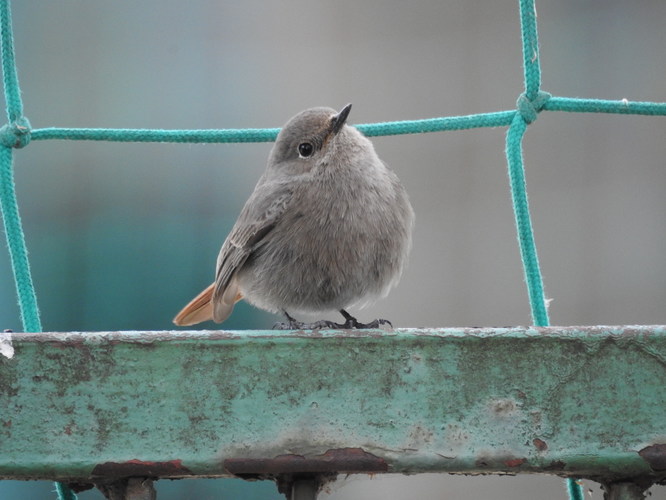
left=0, top=327, right=664, bottom=491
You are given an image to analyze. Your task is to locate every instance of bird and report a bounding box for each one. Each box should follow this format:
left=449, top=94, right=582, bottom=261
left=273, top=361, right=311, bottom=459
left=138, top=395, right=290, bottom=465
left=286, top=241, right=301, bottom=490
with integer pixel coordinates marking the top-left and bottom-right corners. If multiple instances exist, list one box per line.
left=173, top=104, right=414, bottom=329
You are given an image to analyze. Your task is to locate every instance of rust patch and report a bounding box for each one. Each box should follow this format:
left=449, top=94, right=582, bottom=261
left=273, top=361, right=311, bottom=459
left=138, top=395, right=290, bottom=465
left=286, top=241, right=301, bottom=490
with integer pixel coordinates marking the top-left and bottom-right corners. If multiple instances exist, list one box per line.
left=475, top=455, right=528, bottom=469
left=638, top=444, right=666, bottom=471
left=225, top=448, right=388, bottom=475
left=533, top=438, right=548, bottom=451
left=504, top=457, right=527, bottom=467
left=92, top=459, right=192, bottom=478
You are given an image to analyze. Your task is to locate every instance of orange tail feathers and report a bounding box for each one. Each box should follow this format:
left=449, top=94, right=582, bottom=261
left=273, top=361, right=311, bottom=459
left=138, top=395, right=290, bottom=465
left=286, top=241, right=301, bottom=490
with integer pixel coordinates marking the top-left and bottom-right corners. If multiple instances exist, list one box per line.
left=173, top=283, right=215, bottom=326
left=173, top=283, right=243, bottom=326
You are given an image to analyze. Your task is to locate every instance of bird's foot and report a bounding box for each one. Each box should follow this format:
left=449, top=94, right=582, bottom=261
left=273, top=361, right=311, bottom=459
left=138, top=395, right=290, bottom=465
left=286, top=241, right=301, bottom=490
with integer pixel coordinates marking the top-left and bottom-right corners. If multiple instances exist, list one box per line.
left=273, top=310, right=392, bottom=330
left=273, top=312, right=339, bottom=330
left=338, top=309, right=392, bottom=329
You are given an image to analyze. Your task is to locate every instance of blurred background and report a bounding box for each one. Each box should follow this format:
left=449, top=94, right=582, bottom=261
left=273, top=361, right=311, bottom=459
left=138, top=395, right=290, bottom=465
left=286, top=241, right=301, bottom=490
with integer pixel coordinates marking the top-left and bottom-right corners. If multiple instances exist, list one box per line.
left=1, top=0, right=665, bottom=498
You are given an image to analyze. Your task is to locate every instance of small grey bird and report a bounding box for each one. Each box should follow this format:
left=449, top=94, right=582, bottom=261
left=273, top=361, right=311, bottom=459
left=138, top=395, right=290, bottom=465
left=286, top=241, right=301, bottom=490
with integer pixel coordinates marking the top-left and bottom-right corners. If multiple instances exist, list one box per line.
left=173, top=104, right=414, bottom=329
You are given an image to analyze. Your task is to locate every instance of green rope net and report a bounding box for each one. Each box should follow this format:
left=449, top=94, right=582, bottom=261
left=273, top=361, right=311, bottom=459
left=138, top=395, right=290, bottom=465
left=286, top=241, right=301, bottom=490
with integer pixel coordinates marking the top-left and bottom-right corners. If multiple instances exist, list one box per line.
left=2, top=0, right=666, bottom=499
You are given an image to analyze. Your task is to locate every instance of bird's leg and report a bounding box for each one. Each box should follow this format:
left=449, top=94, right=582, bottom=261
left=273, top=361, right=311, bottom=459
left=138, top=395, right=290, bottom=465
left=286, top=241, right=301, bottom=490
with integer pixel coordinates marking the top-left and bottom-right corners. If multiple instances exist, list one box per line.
left=273, top=310, right=392, bottom=330
left=338, top=309, right=392, bottom=329
left=273, top=311, right=305, bottom=330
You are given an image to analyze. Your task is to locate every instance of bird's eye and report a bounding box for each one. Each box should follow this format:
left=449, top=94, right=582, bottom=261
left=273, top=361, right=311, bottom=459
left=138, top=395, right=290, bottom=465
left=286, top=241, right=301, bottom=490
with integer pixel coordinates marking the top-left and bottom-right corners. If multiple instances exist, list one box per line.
left=298, top=142, right=314, bottom=158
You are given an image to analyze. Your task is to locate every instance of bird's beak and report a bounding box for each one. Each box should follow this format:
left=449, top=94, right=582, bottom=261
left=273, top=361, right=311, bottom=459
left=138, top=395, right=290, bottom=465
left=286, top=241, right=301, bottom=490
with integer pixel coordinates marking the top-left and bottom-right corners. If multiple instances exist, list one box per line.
left=330, top=103, right=352, bottom=135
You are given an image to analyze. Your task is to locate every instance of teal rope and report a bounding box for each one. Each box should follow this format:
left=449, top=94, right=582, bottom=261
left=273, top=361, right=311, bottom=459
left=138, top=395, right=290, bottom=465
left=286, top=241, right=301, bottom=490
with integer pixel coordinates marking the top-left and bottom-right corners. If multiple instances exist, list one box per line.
left=31, top=126, right=279, bottom=143
left=567, top=479, right=584, bottom=500
left=21, top=97, right=666, bottom=147
left=0, top=0, right=20, bottom=123
left=546, top=96, right=666, bottom=115
left=0, top=0, right=39, bottom=332
left=356, top=111, right=515, bottom=135
left=54, top=483, right=78, bottom=500
left=519, top=0, right=541, bottom=101
left=26, top=110, right=516, bottom=144
left=515, top=2, right=582, bottom=499
left=505, top=112, right=549, bottom=325
left=511, top=0, right=549, bottom=327
left=0, top=146, right=40, bottom=332
left=0, top=2, right=77, bottom=500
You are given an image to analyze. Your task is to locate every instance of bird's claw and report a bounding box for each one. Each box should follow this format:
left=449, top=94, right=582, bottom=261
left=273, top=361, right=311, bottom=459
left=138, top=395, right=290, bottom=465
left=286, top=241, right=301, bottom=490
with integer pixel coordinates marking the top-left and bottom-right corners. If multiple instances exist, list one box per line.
left=273, top=310, right=392, bottom=330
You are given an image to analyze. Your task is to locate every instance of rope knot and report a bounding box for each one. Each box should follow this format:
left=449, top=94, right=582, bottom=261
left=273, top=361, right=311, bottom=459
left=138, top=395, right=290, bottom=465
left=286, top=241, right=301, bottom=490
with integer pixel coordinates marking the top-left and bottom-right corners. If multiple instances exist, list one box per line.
left=516, top=91, right=551, bottom=124
left=0, top=116, right=31, bottom=148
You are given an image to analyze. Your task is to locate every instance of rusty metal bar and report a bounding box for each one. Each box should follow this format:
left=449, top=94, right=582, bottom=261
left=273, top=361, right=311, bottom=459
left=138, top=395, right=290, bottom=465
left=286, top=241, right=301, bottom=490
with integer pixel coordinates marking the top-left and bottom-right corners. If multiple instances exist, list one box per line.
left=0, top=326, right=664, bottom=495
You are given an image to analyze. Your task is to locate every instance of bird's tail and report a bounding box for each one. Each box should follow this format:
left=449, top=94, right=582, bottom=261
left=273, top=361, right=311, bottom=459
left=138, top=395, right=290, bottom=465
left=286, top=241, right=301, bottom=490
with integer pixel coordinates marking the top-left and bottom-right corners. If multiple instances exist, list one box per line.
left=173, top=283, right=215, bottom=326
left=173, top=281, right=244, bottom=326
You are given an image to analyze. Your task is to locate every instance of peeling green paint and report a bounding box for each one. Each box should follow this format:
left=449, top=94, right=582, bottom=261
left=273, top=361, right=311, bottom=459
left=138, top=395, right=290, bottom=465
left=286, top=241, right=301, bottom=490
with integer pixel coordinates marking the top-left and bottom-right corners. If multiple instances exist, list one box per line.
left=0, top=327, right=664, bottom=485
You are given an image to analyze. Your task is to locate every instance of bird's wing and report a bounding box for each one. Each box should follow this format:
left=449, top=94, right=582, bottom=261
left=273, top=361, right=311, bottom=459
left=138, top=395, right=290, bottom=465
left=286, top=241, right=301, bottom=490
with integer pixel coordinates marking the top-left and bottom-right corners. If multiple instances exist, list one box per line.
left=212, top=183, right=293, bottom=322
